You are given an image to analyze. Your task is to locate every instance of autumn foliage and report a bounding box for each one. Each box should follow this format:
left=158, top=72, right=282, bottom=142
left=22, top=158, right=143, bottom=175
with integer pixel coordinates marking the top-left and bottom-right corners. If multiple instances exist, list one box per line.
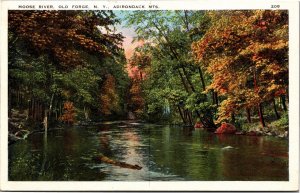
left=8, top=10, right=128, bottom=126
left=128, top=80, right=145, bottom=116
left=8, top=11, right=123, bottom=69
left=100, top=74, right=120, bottom=115
left=214, top=123, right=237, bottom=134
left=192, top=10, right=288, bottom=125
left=59, top=101, right=75, bottom=124
left=8, top=10, right=289, bottom=132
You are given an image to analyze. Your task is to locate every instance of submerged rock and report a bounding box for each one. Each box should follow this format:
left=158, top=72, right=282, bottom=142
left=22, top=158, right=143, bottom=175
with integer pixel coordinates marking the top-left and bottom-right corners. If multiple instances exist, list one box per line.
left=222, top=146, right=234, bottom=150
left=214, top=123, right=237, bottom=134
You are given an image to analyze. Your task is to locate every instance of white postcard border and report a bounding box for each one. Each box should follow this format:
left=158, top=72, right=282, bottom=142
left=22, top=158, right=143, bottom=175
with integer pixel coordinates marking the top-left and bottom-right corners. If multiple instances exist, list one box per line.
left=0, top=0, right=299, bottom=191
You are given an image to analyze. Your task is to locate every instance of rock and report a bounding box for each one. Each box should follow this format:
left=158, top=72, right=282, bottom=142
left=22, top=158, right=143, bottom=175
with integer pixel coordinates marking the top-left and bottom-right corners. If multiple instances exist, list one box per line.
left=194, top=122, right=202, bottom=128
left=128, top=111, right=135, bottom=120
left=214, top=123, right=237, bottom=134
left=271, top=131, right=277, bottom=136
left=266, top=132, right=273, bottom=136
left=278, top=131, right=288, bottom=138
left=235, top=131, right=245, bottom=135
left=222, top=146, right=234, bottom=150
left=263, top=128, right=271, bottom=133
left=278, top=134, right=285, bottom=138
left=15, top=130, right=30, bottom=139
left=255, top=128, right=261, bottom=132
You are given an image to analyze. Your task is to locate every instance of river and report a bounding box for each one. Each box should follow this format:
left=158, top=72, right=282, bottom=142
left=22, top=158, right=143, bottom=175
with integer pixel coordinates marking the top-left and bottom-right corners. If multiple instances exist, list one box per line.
left=8, top=121, right=288, bottom=181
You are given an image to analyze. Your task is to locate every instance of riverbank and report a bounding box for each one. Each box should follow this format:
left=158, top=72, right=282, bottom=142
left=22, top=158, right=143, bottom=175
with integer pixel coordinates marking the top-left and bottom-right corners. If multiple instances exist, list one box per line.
left=8, top=108, right=288, bottom=147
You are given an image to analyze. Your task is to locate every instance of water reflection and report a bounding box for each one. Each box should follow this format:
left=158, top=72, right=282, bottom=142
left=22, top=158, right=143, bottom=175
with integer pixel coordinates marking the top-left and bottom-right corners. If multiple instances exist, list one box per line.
left=104, top=127, right=150, bottom=180
left=9, top=123, right=288, bottom=181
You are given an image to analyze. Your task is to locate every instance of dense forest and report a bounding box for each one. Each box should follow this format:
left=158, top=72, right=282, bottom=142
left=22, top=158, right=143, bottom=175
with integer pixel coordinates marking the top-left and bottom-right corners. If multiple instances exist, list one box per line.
left=8, top=11, right=129, bottom=133
left=8, top=10, right=288, bottom=138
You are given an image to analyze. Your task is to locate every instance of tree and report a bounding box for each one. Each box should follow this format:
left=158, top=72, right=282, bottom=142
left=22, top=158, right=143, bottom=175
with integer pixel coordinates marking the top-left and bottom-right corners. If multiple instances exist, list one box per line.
left=8, top=10, right=128, bottom=130
left=125, top=11, right=216, bottom=128
left=129, top=48, right=151, bottom=80
left=100, top=74, right=120, bottom=116
left=9, top=11, right=123, bottom=68
left=192, top=10, right=288, bottom=127
left=59, top=101, right=75, bottom=125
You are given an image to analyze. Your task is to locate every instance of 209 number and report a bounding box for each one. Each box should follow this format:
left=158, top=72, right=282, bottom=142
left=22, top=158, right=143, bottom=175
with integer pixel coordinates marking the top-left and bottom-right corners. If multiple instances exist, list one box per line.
left=271, top=5, right=280, bottom=8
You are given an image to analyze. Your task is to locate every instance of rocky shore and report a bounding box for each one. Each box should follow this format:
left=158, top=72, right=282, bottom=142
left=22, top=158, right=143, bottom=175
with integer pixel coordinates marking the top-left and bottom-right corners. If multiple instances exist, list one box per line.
left=213, top=122, right=288, bottom=138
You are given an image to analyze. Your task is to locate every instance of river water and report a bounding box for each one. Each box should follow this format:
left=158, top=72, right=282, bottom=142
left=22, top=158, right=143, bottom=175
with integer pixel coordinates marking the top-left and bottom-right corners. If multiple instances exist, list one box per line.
left=9, top=121, right=288, bottom=181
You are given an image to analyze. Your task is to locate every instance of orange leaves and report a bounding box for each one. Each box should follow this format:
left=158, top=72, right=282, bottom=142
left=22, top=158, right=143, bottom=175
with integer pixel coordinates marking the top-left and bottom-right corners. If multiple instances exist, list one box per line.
left=274, top=88, right=286, bottom=97
left=53, top=47, right=82, bottom=67
left=192, top=10, right=288, bottom=123
left=100, top=74, right=120, bottom=115
left=8, top=10, right=121, bottom=69
left=59, top=101, right=76, bottom=124
left=128, top=80, right=145, bottom=116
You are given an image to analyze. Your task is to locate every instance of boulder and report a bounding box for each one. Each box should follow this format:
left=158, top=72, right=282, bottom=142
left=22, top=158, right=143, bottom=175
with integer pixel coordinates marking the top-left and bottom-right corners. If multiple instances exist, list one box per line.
left=214, top=123, right=237, bottom=134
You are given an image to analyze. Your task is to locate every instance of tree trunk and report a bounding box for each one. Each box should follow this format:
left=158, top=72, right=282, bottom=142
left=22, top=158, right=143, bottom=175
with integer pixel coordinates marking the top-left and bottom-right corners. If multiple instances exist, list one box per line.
left=258, top=103, right=266, bottom=127
left=84, top=105, right=89, bottom=121
left=140, top=71, right=143, bottom=81
left=49, top=94, right=54, bottom=121
left=198, top=67, right=206, bottom=91
left=17, top=90, right=20, bottom=107
left=177, top=69, right=189, bottom=93
left=181, top=65, right=195, bottom=92
left=246, top=108, right=251, bottom=123
left=177, top=105, right=186, bottom=125
left=214, top=92, right=219, bottom=106
left=211, top=90, right=215, bottom=104
left=59, top=101, right=62, bottom=118
left=8, top=90, right=12, bottom=118
left=34, top=100, right=37, bottom=121
left=183, top=110, right=188, bottom=123
left=187, top=111, right=193, bottom=126
left=43, top=109, right=48, bottom=132
left=273, top=98, right=280, bottom=119
left=31, top=98, right=35, bottom=120
left=94, top=154, right=142, bottom=170
left=152, top=20, right=216, bottom=129
left=39, top=103, right=42, bottom=121
left=281, top=95, right=287, bottom=111
left=231, top=113, right=235, bottom=123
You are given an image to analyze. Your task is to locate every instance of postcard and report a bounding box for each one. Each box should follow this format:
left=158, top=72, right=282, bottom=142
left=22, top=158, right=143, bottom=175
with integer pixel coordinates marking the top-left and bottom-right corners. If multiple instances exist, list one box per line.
left=0, top=0, right=299, bottom=191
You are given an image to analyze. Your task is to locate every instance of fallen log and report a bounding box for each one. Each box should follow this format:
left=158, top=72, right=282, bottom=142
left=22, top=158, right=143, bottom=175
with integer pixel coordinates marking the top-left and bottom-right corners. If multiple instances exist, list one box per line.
left=93, top=155, right=142, bottom=170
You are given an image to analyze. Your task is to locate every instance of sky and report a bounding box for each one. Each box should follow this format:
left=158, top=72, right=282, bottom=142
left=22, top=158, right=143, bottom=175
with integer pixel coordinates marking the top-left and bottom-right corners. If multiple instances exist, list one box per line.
left=114, top=11, right=144, bottom=59
left=113, top=11, right=144, bottom=77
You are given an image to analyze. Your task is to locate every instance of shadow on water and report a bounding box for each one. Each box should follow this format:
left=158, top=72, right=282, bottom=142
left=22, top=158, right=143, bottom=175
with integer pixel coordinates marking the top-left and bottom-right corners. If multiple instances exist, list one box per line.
left=8, top=122, right=288, bottom=181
